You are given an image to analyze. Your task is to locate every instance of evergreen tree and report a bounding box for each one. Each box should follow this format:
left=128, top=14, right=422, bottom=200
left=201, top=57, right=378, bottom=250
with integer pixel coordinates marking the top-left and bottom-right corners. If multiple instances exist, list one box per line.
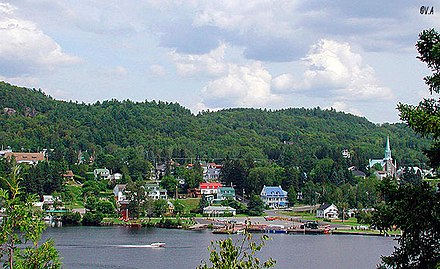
left=398, top=28, right=440, bottom=168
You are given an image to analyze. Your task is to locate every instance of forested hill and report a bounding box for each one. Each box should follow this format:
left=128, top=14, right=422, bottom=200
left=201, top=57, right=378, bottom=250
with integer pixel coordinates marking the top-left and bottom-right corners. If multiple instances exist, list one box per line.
left=0, top=81, right=430, bottom=170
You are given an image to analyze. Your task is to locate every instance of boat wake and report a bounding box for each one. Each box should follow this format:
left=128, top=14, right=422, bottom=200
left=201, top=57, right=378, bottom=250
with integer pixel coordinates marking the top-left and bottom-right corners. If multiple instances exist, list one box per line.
left=115, top=245, right=158, bottom=248
left=114, top=243, right=166, bottom=248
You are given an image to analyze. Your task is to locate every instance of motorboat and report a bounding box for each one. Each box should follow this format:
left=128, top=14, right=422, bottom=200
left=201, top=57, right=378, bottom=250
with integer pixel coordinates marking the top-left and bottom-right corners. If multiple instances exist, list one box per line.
left=150, top=242, right=166, bottom=248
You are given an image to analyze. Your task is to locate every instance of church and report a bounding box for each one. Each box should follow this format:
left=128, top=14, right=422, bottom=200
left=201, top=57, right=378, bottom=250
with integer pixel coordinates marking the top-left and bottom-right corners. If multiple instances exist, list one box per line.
left=368, top=136, right=397, bottom=179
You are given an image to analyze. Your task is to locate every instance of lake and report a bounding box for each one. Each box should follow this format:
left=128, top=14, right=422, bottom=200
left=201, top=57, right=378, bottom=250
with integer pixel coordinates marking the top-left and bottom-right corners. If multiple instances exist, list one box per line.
left=42, top=226, right=395, bottom=269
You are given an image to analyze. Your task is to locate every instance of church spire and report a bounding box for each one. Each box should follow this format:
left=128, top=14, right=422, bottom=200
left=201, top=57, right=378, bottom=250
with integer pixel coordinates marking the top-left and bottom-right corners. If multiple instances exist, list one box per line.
left=384, top=136, right=392, bottom=160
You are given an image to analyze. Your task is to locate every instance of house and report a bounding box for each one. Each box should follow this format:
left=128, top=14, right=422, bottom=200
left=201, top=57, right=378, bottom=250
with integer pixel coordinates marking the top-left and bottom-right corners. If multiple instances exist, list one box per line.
left=217, top=187, right=236, bottom=200
left=63, top=170, right=74, bottom=180
left=351, top=169, right=366, bottom=179
left=94, top=168, right=110, bottom=180
left=108, top=173, right=123, bottom=183
left=113, top=184, right=127, bottom=202
left=203, top=206, right=236, bottom=216
left=200, top=182, right=222, bottom=195
left=316, top=203, right=339, bottom=219
left=42, top=195, right=55, bottom=206
left=0, top=148, right=12, bottom=157
left=145, top=184, right=168, bottom=200
left=187, top=188, right=201, bottom=198
left=202, top=163, right=222, bottom=181
left=42, top=195, right=62, bottom=209
left=260, top=185, right=289, bottom=209
left=4, top=152, right=45, bottom=165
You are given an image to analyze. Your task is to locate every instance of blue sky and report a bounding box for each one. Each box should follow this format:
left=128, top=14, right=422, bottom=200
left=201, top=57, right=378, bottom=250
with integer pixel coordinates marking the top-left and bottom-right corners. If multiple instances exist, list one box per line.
left=0, top=1, right=439, bottom=122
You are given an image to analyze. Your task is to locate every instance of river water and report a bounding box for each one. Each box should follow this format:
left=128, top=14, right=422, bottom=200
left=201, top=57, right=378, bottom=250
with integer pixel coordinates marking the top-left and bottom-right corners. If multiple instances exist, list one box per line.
left=42, top=226, right=395, bottom=269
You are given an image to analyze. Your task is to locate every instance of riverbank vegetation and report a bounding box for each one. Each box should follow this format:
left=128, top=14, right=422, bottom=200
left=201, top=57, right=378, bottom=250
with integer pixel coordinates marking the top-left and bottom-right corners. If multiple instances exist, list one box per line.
left=0, top=166, right=61, bottom=268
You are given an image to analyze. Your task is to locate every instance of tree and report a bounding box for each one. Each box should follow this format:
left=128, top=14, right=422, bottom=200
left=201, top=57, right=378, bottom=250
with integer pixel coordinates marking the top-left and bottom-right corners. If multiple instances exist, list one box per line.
left=0, top=165, right=62, bottom=268
left=153, top=199, right=168, bottom=217
left=373, top=28, right=440, bottom=269
left=160, top=175, right=178, bottom=198
left=247, top=195, right=265, bottom=216
left=197, top=233, right=276, bottom=269
left=198, top=195, right=210, bottom=213
left=82, top=212, right=103, bottom=226
left=221, top=198, right=247, bottom=214
left=287, top=186, right=297, bottom=207
left=125, top=180, right=147, bottom=219
left=373, top=179, right=440, bottom=268
left=398, top=28, right=440, bottom=168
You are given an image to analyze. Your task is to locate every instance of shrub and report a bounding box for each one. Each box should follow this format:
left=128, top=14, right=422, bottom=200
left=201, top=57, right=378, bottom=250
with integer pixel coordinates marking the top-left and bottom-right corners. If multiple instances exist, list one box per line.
left=61, top=212, right=81, bottom=225
left=82, top=212, right=103, bottom=226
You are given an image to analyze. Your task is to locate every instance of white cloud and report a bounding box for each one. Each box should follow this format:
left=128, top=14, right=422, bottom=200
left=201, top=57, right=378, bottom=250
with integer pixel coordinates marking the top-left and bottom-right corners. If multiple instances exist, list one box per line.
left=98, top=66, right=128, bottom=80
left=0, top=75, right=40, bottom=88
left=169, top=43, right=228, bottom=77
left=271, top=73, right=299, bottom=93
left=201, top=62, right=282, bottom=108
left=170, top=42, right=283, bottom=109
left=0, top=3, right=80, bottom=77
left=324, top=101, right=363, bottom=117
left=149, top=64, right=166, bottom=77
left=274, top=39, right=393, bottom=101
left=193, top=1, right=295, bottom=37
left=0, top=3, right=15, bottom=14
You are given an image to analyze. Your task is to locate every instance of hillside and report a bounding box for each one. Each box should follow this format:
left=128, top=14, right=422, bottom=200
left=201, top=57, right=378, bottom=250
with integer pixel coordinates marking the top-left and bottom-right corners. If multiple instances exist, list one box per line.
left=0, top=81, right=431, bottom=171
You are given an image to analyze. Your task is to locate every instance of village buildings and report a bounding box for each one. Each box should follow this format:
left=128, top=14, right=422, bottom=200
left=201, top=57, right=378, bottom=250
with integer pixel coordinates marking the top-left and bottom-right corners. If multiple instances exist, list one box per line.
left=260, top=185, right=289, bottom=209
left=316, top=203, right=339, bottom=219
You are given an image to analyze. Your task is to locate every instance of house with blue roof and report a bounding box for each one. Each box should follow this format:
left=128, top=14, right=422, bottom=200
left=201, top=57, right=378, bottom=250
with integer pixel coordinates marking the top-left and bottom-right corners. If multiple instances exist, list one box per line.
left=260, top=185, right=289, bottom=209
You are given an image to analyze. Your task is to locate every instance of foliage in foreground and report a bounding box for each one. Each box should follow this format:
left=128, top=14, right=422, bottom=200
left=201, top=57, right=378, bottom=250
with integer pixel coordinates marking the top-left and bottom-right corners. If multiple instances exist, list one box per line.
left=373, top=28, right=440, bottom=269
left=0, top=166, right=61, bottom=268
left=197, top=233, right=276, bottom=269
left=398, top=28, right=440, bottom=168
left=373, top=179, right=440, bottom=269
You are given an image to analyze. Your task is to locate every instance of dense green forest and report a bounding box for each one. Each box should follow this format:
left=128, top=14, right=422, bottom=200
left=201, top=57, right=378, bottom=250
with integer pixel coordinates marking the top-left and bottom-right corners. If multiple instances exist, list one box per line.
left=0, top=81, right=430, bottom=167
left=0, top=81, right=433, bottom=209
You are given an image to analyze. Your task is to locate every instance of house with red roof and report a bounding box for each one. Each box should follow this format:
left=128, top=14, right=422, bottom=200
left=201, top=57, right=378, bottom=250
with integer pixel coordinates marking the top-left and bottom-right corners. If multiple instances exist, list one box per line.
left=199, top=182, right=222, bottom=195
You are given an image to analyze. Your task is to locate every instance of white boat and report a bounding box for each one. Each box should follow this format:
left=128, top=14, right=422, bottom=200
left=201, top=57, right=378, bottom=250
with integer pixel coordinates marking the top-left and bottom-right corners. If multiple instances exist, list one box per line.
left=150, top=242, right=166, bottom=248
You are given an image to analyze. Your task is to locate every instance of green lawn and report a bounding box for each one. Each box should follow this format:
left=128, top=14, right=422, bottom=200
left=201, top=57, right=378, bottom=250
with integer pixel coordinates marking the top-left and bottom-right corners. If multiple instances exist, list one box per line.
left=63, top=184, right=84, bottom=209
left=176, top=198, right=200, bottom=212
left=281, top=212, right=363, bottom=226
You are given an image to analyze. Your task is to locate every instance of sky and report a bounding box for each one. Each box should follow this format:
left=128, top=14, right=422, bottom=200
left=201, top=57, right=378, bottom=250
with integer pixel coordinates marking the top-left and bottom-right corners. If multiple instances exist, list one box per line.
left=0, top=1, right=439, bottom=123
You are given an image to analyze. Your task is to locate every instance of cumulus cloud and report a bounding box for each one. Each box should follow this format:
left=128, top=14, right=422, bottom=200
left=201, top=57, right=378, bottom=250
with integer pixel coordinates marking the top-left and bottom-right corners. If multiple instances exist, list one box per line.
left=201, top=62, right=281, bottom=108
left=169, top=43, right=228, bottom=77
left=271, top=73, right=299, bottom=93
left=171, top=43, right=282, bottom=109
left=273, top=39, right=393, bottom=101
left=0, top=3, right=80, bottom=77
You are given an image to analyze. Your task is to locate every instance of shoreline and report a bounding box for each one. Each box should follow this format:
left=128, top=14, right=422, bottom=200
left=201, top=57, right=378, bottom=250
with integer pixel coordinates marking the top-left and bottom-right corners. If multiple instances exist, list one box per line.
left=96, top=217, right=397, bottom=237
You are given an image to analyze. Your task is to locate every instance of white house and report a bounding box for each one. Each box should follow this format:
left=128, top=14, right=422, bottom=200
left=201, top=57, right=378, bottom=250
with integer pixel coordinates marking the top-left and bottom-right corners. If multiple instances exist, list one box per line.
left=94, top=168, right=110, bottom=180
left=316, top=203, right=339, bottom=219
left=113, top=184, right=127, bottom=202
left=203, top=206, right=236, bottom=216
left=145, top=184, right=167, bottom=200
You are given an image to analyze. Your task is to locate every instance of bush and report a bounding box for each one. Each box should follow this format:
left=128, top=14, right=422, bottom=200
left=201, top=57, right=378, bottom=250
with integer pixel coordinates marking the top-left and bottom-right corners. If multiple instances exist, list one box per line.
left=61, top=212, right=81, bottom=225
left=157, top=218, right=182, bottom=228
left=82, top=212, right=103, bottom=226
left=356, top=210, right=372, bottom=225
left=96, top=200, right=116, bottom=215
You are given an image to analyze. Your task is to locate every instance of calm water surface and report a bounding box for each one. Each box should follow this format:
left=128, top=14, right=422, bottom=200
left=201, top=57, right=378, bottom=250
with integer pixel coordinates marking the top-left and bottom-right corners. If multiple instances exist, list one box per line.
left=43, top=226, right=395, bottom=269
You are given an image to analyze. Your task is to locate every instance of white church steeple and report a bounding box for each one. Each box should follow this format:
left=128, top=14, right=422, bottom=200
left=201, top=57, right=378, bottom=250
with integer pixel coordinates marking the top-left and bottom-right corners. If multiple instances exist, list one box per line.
left=384, top=136, right=392, bottom=160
